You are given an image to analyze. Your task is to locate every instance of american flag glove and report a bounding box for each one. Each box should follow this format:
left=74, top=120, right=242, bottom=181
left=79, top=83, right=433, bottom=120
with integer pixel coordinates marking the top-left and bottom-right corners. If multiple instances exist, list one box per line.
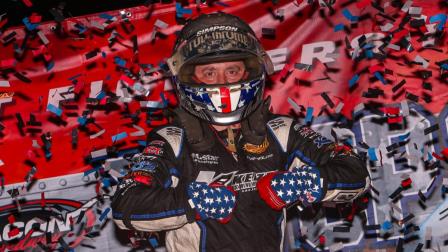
left=257, top=165, right=323, bottom=211
left=187, top=182, right=237, bottom=224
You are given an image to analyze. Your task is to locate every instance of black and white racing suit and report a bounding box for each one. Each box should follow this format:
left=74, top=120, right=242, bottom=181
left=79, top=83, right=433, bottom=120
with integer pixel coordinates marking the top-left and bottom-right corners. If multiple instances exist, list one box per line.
left=111, top=113, right=370, bottom=252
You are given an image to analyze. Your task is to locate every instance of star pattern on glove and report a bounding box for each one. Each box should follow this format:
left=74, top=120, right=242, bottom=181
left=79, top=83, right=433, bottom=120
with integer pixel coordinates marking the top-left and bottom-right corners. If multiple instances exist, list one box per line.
left=270, top=165, right=322, bottom=205
left=188, top=182, right=236, bottom=222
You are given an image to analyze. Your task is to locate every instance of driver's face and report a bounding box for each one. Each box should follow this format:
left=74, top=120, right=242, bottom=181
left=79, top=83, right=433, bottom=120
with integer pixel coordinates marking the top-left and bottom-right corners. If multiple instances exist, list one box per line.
left=193, top=61, right=248, bottom=85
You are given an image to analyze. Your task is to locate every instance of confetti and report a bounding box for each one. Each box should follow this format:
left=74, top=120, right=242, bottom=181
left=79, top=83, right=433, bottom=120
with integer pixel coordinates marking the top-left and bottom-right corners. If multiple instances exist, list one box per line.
left=90, top=148, right=108, bottom=159
left=320, top=92, right=334, bottom=108
left=287, top=97, right=302, bottom=113
left=175, top=3, right=192, bottom=18
left=262, top=28, right=276, bottom=39
left=46, top=104, right=63, bottom=116
left=99, top=207, right=111, bottom=222
left=305, top=107, right=314, bottom=123
left=333, top=23, right=344, bottom=32
left=90, top=129, right=106, bottom=139
left=112, top=132, right=128, bottom=142
left=349, top=74, right=359, bottom=88
left=429, top=13, right=447, bottom=31
left=424, top=124, right=439, bottom=135
left=342, top=9, right=359, bottom=23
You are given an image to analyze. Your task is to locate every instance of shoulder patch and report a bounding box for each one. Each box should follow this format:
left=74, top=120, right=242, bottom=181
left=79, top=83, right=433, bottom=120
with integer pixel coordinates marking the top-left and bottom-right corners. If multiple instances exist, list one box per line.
left=267, top=117, right=293, bottom=153
left=156, top=126, right=184, bottom=158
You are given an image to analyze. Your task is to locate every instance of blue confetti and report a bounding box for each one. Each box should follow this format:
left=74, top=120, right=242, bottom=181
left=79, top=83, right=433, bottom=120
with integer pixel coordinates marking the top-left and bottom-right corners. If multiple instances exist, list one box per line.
left=429, top=13, right=447, bottom=31
left=334, top=24, right=344, bottom=32
left=342, top=9, right=359, bottom=22
left=99, top=13, right=115, bottom=20
left=175, top=3, right=192, bottom=18
left=368, top=147, right=378, bottom=161
left=99, top=207, right=111, bottom=222
left=374, top=71, right=387, bottom=84
left=22, top=17, right=39, bottom=31
left=349, top=74, right=360, bottom=88
left=102, top=178, right=111, bottom=188
left=47, top=104, right=62, bottom=116
left=112, top=132, right=128, bottom=142
left=305, top=107, right=314, bottom=123
left=96, top=91, right=106, bottom=100
left=160, top=92, right=168, bottom=107
left=382, top=221, right=392, bottom=230
left=83, top=166, right=100, bottom=176
left=114, top=56, right=126, bottom=68
left=77, top=116, right=87, bottom=126
left=46, top=61, right=55, bottom=71
left=74, top=23, right=87, bottom=34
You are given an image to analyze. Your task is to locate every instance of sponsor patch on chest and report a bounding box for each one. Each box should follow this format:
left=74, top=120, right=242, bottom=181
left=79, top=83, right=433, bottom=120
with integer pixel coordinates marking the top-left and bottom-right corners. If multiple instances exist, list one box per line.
left=191, top=153, right=220, bottom=165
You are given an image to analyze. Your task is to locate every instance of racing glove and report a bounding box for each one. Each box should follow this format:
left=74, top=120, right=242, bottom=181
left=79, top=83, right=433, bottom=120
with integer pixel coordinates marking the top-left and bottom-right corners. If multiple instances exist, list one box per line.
left=257, top=164, right=323, bottom=210
left=187, top=182, right=237, bottom=224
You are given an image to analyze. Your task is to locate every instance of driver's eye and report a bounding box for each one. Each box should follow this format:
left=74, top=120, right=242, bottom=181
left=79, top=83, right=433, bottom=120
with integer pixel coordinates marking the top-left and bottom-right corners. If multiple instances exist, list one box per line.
left=203, top=71, right=216, bottom=79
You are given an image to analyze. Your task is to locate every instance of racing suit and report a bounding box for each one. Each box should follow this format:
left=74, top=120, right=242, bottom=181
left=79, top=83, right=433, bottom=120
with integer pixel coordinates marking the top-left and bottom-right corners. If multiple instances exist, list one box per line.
left=111, top=110, right=370, bottom=252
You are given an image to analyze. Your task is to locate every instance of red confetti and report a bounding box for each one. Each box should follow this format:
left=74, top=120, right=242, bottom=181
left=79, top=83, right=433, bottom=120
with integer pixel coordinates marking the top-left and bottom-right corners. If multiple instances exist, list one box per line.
left=29, top=13, right=42, bottom=23
left=120, top=74, right=135, bottom=86
left=368, top=64, right=384, bottom=74
left=22, top=0, right=33, bottom=7
left=0, top=59, right=16, bottom=68
left=401, top=178, right=412, bottom=188
left=442, top=148, right=448, bottom=159
left=0, top=17, right=8, bottom=29
left=387, top=116, right=403, bottom=124
left=393, top=29, right=409, bottom=42
left=356, top=0, right=371, bottom=9
left=318, top=235, right=326, bottom=245
left=8, top=215, right=15, bottom=224
left=74, top=81, right=85, bottom=94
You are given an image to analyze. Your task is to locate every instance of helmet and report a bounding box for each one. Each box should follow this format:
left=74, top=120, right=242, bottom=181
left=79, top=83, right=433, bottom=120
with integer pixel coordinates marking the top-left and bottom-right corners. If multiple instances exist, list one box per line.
left=167, top=12, right=274, bottom=125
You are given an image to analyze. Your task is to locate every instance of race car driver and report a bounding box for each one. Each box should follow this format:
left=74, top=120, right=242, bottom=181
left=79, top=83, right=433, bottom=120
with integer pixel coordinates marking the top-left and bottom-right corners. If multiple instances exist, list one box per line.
left=112, top=12, right=370, bottom=252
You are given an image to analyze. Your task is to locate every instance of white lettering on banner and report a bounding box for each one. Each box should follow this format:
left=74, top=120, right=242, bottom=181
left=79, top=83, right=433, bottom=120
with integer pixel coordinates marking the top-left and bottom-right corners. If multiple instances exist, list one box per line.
left=2, top=222, right=24, bottom=241
left=266, top=48, right=289, bottom=72
left=0, top=198, right=97, bottom=242
left=350, top=32, right=385, bottom=56
left=297, top=33, right=386, bottom=66
left=300, top=41, right=336, bottom=65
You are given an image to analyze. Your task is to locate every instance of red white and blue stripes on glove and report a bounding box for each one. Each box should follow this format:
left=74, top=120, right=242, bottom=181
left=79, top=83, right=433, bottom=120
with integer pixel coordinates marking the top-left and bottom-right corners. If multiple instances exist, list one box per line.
left=187, top=182, right=237, bottom=224
left=257, top=165, right=323, bottom=210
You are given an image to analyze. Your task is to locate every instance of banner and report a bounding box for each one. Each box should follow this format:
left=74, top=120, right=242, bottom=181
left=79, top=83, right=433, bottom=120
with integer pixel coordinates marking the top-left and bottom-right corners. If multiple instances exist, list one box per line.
left=0, top=0, right=447, bottom=251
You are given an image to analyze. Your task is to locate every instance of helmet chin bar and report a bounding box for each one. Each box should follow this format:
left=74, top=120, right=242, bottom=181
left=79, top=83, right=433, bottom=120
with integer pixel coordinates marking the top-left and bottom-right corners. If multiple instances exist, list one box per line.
left=206, top=109, right=244, bottom=126
left=199, top=97, right=260, bottom=126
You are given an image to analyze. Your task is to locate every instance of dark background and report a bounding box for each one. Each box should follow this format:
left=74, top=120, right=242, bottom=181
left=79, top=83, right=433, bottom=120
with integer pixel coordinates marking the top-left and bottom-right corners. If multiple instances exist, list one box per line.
left=0, top=0, right=177, bottom=29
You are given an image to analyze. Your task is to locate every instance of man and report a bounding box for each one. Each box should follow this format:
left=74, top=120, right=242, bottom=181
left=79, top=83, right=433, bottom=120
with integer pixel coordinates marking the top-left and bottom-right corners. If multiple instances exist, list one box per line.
left=112, top=12, right=370, bottom=252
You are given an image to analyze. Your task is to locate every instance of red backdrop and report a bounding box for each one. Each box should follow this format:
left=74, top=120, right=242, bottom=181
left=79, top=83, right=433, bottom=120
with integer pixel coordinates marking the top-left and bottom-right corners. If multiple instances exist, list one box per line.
left=0, top=0, right=446, bottom=185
